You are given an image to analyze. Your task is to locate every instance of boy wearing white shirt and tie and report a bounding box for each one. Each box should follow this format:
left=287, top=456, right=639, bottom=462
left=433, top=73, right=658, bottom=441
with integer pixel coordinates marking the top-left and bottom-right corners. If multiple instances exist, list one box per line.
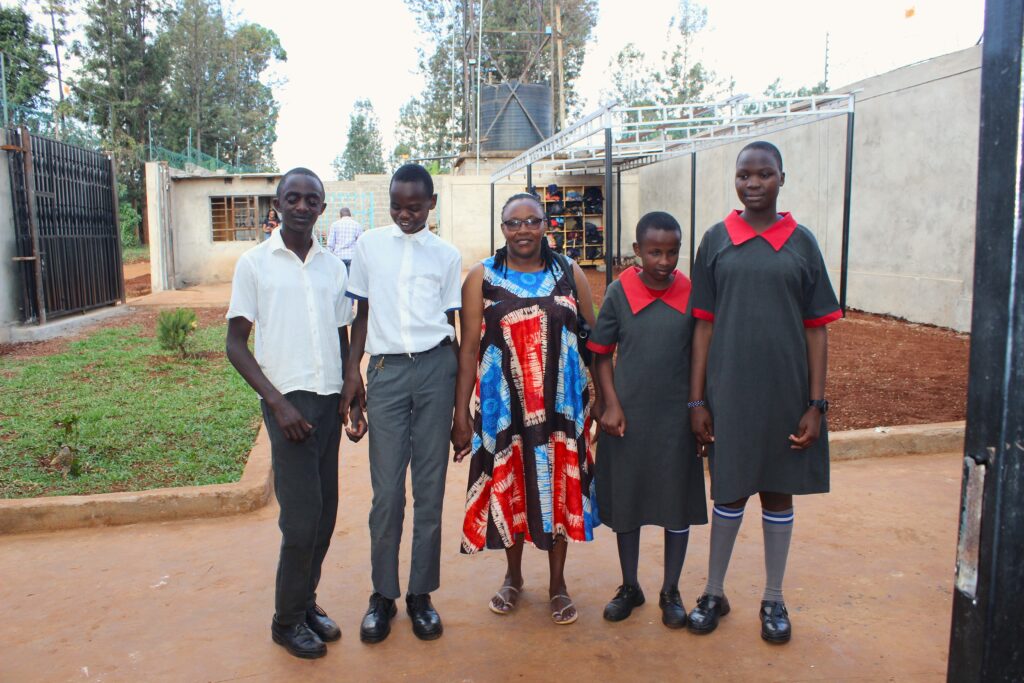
left=342, top=164, right=462, bottom=643
left=226, top=168, right=366, bottom=660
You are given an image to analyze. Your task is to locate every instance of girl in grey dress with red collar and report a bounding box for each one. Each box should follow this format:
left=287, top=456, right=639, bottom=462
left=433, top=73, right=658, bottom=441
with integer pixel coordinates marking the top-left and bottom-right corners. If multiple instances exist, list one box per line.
left=687, top=141, right=841, bottom=644
left=588, top=212, right=708, bottom=630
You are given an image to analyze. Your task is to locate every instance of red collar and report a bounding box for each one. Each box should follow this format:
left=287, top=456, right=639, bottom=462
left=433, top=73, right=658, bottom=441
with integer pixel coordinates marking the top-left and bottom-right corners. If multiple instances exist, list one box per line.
left=619, top=267, right=691, bottom=315
left=724, top=210, right=798, bottom=252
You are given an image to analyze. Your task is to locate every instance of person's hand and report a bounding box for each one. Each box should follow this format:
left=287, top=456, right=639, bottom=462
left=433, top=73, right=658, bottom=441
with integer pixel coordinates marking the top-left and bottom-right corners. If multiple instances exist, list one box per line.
left=691, top=405, right=714, bottom=455
left=599, top=403, right=626, bottom=437
left=788, top=407, right=822, bottom=450
left=451, top=410, right=474, bottom=463
left=339, top=376, right=364, bottom=425
left=268, top=396, right=312, bottom=442
left=590, top=395, right=604, bottom=422
left=346, top=404, right=367, bottom=442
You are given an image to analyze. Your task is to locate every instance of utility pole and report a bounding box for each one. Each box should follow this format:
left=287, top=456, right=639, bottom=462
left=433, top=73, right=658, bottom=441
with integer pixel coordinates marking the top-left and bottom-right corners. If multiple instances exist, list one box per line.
left=1, top=53, right=8, bottom=128
left=464, top=0, right=473, bottom=155
left=555, top=0, right=565, bottom=131
left=48, top=3, right=66, bottom=139
left=475, top=0, right=484, bottom=173
left=824, top=32, right=830, bottom=90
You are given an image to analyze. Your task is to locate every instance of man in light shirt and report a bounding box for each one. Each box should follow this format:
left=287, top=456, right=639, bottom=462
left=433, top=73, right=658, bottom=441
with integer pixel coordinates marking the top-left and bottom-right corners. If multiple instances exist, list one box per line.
left=342, top=163, right=461, bottom=644
left=225, top=167, right=366, bottom=660
left=326, top=207, right=363, bottom=269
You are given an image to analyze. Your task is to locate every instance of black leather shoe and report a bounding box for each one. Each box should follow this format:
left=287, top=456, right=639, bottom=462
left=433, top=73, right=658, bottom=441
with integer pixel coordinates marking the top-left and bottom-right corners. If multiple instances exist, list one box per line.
left=271, top=619, right=327, bottom=659
left=659, top=589, right=688, bottom=629
left=306, top=603, right=341, bottom=642
left=603, top=584, right=645, bottom=622
left=760, top=600, right=792, bottom=643
left=687, top=593, right=730, bottom=634
left=406, top=593, right=443, bottom=640
left=359, top=593, right=397, bottom=644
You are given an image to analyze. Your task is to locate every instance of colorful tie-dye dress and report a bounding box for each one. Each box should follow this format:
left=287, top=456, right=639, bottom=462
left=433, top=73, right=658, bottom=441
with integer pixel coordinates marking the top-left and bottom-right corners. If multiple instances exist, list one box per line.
left=461, top=256, right=596, bottom=553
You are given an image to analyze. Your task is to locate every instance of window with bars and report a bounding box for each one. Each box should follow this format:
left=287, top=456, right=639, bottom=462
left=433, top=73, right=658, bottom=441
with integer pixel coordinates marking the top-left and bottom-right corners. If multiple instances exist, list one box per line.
left=211, top=196, right=265, bottom=242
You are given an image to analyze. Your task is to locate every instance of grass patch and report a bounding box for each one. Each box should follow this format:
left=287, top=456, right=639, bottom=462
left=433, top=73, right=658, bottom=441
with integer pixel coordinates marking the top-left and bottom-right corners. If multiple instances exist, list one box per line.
left=122, top=245, right=150, bottom=264
left=0, top=320, right=261, bottom=499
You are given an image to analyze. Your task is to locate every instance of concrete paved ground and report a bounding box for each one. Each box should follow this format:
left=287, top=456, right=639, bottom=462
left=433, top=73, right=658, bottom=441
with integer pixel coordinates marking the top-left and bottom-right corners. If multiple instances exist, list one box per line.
left=0, top=446, right=961, bottom=682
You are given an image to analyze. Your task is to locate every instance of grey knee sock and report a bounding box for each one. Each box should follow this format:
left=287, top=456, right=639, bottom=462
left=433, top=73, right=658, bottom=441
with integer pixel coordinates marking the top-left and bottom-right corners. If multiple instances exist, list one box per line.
left=704, top=504, right=745, bottom=597
left=762, top=507, right=794, bottom=602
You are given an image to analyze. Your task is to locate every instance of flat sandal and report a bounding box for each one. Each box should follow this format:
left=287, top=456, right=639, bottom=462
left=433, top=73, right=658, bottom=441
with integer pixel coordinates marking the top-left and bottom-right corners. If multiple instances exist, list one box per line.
left=488, top=584, right=522, bottom=615
left=550, top=594, right=578, bottom=625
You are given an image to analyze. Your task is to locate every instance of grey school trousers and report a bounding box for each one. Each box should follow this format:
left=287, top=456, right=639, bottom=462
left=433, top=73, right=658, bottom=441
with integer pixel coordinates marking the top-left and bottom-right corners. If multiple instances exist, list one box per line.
left=366, top=343, right=457, bottom=599
left=261, top=391, right=341, bottom=625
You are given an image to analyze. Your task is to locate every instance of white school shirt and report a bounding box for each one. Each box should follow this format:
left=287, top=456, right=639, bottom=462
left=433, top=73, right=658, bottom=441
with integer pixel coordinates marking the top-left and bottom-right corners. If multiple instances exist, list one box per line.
left=345, top=224, right=462, bottom=355
left=226, top=226, right=355, bottom=396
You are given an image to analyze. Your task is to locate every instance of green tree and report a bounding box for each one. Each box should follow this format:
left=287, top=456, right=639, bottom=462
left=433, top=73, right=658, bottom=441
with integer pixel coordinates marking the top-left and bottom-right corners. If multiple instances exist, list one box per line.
left=333, top=100, right=387, bottom=181
left=0, top=6, right=54, bottom=121
left=71, top=0, right=169, bottom=211
left=653, top=0, right=719, bottom=106
left=37, top=0, right=73, bottom=135
left=399, top=0, right=599, bottom=160
left=762, top=78, right=829, bottom=98
left=605, top=43, right=654, bottom=106
left=157, top=0, right=285, bottom=170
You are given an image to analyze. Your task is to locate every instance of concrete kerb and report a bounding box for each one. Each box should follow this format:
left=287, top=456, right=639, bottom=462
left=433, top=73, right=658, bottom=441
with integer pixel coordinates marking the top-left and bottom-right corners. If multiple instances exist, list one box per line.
left=0, top=424, right=273, bottom=536
left=0, top=420, right=964, bottom=536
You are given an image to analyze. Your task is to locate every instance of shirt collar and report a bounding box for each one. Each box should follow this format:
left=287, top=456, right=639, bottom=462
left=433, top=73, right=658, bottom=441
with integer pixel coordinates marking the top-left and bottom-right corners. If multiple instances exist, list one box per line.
left=724, top=210, right=798, bottom=252
left=619, top=266, right=691, bottom=315
left=390, top=224, right=431, bottom=244
left=268, top=224, right=325, bottom=260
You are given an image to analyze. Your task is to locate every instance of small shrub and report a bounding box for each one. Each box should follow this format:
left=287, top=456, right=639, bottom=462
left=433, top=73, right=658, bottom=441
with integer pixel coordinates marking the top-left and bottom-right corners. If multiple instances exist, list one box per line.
left=51, top=414, right=83, bottom=478
left=118, top=185, right=141, bottom=248
left=157, top=308, right=198, bottom=357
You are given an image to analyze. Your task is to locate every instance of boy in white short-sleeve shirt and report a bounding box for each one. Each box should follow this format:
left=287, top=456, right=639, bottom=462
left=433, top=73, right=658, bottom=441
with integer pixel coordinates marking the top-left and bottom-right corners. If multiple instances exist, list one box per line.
left=342, top=163, right=461, bottom=644
left=226, top=168, right=362, bottom=660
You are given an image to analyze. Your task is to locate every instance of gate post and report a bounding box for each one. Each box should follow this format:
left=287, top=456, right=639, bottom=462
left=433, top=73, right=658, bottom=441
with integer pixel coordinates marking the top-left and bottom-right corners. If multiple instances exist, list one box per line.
left=109, top=154, right=126, bottom=303
left=947, top=0, right=1024, bottom=678
left=20, top=128, right=45, bottom=324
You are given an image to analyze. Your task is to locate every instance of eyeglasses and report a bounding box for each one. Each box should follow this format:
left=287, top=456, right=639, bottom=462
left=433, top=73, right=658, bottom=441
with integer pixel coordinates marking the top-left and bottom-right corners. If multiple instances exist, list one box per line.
left=502, top=217, right=545, bottom=229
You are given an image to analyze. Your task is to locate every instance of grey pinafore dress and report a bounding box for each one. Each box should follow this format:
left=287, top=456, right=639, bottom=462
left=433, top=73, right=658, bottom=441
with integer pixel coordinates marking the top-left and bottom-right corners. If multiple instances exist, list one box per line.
left=690, top=212, right=842, bottom=503
left=588, top=267, right=708, bottom=532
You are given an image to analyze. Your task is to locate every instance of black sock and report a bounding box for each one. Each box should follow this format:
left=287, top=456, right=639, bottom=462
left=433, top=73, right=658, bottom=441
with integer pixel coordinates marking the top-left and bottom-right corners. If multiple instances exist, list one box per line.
left=616, top=528, right=641, bottom=587
left=662, top=527, right=690, bottom=593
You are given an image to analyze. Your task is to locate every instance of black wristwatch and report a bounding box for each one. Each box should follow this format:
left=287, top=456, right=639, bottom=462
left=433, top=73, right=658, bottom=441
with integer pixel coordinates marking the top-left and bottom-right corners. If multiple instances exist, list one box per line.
left=808, top=399, right=829, bottom=414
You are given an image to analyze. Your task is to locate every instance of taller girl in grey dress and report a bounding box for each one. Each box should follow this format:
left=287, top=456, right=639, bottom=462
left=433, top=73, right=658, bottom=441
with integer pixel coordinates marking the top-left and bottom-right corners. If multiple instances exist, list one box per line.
left=687, top=141, right=841, bottom=644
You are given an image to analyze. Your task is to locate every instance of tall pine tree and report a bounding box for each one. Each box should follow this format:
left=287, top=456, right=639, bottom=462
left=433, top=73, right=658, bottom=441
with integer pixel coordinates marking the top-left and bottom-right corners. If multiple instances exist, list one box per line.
left=0, top=6, right=54, bottom=122
left=333, top=100, right=386, bottom=180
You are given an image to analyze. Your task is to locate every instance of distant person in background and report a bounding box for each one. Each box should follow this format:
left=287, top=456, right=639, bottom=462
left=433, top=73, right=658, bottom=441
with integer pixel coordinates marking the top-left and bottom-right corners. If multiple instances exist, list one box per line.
left=261, top=208, right=280, bottom=241
left=327, top=207, right=363, bottom=269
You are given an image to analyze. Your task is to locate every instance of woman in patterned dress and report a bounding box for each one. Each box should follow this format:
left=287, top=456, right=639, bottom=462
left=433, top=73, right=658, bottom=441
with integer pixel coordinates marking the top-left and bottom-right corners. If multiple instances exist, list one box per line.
left=452, top=192, right=598, bottom=625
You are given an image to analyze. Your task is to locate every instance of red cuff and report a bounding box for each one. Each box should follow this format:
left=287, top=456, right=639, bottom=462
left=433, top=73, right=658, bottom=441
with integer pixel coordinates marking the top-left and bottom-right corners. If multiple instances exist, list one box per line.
left=803, top=309, right=843, bottom=327
left=586, top=340, right=617, bottom=355
left=692, top=308, right=715, bottom=321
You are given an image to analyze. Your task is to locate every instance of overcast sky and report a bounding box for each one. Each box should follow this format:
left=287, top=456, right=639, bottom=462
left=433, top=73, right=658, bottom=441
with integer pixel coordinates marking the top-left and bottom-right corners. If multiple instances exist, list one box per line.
left=218, top=0, right=985, bottom=177
left=237, top=0, right=983, bottom=179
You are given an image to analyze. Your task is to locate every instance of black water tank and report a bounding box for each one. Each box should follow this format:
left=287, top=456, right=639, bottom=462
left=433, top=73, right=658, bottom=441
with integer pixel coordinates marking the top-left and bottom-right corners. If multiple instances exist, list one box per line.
left=480, top=82, right=553, bottom=152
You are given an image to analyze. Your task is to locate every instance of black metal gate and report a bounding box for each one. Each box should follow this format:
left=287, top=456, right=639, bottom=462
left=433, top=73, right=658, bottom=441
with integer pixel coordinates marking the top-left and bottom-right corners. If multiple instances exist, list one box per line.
left=5, top=127, right=124, bottom=324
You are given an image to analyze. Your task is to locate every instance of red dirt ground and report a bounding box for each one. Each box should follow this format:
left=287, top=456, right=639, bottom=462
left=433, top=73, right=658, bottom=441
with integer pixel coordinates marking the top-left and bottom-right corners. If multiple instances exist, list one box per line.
left=3, top=267, right=970, bottom=433
left=584, top=267, right=970, bottom=432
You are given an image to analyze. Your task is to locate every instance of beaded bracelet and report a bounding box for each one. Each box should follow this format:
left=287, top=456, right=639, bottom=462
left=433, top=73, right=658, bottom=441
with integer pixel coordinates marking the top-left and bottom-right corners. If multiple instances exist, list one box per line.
left=686, top=400, right=706, bottom=409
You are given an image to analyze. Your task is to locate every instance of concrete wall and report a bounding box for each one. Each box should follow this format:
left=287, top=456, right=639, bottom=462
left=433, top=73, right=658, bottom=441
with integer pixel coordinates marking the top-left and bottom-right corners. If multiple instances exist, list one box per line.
left=637, top=46, right=981, bottom=331
left=0, top=149, right=20, bottom=341
left=150, top=166, right=640, bottom=287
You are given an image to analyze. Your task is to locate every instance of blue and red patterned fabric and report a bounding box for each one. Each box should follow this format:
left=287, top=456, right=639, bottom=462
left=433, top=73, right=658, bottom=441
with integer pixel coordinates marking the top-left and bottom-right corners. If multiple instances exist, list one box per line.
left=461, top=257, right=597, bottom=553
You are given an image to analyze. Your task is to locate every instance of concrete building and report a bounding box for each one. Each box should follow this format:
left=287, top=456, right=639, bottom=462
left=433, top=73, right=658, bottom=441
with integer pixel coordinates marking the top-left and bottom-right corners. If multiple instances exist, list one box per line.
left=635, top=46, right=981, bottom=331
left=145, top=46, right=980, bottom=330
